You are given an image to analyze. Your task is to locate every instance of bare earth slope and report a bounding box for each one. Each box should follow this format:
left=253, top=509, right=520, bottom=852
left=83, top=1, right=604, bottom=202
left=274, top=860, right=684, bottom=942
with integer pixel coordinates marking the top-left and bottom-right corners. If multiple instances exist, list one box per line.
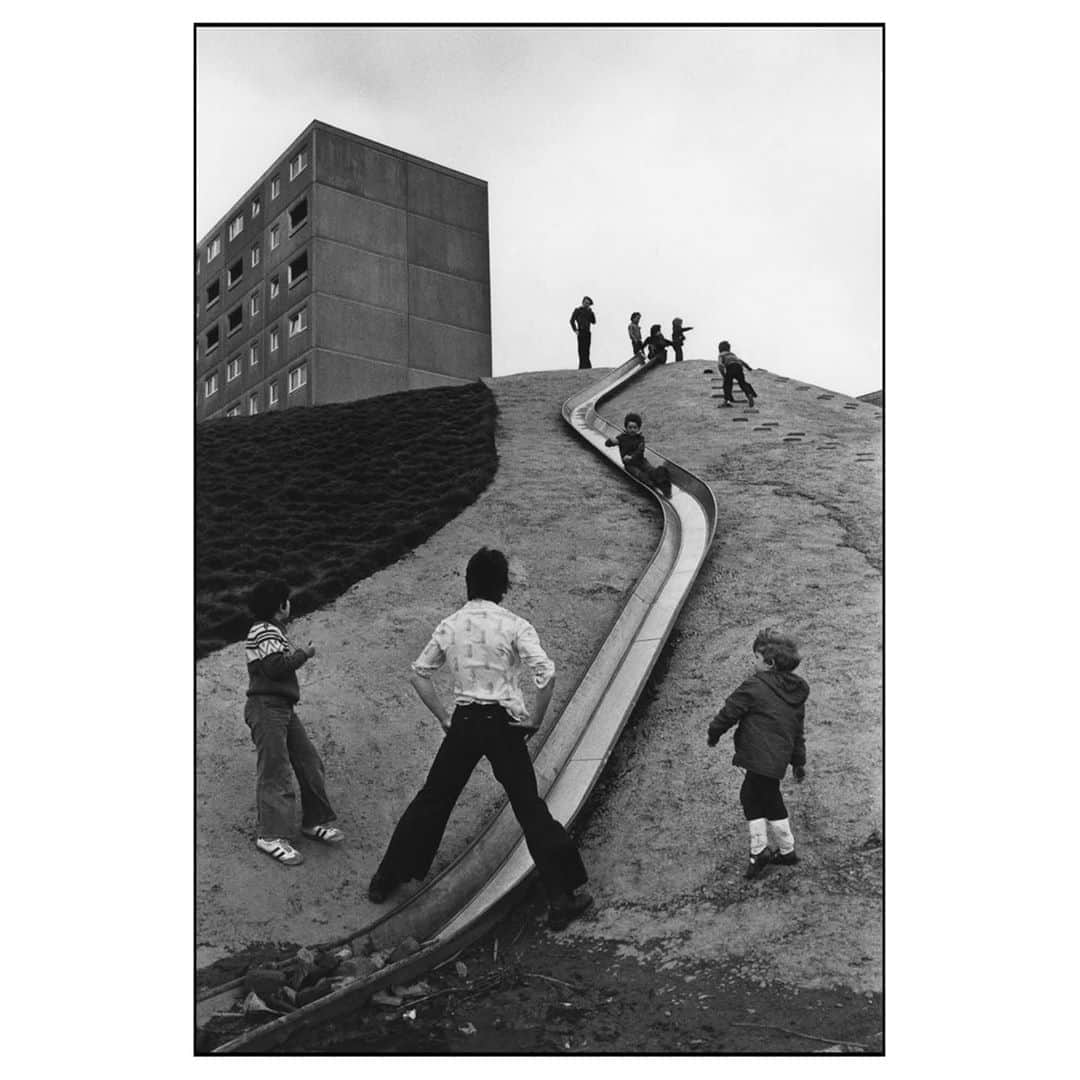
left=196, top=361, right=881, bottom=1052
left=566, top=363, right=882, bottom=990
left=196, top=370, right=658, bottom=966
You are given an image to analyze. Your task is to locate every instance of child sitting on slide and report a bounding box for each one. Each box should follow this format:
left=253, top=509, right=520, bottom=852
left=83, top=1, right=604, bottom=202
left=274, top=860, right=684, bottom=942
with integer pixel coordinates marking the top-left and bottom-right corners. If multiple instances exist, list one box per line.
left=604, top=412, right=673, bottom=498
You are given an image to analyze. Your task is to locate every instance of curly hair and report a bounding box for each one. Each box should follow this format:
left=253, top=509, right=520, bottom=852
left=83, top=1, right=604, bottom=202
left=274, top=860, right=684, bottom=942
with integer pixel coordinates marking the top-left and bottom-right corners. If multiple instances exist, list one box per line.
left=752, top=628, right=801, bottom=672
left=248, top=578, right=290, bottom=621
left=623, top=412, right=642, bottom=428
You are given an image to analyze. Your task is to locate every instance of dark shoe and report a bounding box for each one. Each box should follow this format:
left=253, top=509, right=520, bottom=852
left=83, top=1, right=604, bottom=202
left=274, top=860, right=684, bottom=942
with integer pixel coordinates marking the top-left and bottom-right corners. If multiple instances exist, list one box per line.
left=367, top=873, right=397, bottom=904
left=744, top=847, right=774, bottom=880
left=773, top=851, right=800, bottom=866
left=548, top=890, right=594, bottom=930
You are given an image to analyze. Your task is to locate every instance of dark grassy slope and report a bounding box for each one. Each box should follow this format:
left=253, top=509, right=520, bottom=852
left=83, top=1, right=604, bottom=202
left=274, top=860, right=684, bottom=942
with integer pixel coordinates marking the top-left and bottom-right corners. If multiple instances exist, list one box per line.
left=195, top=381, right=497, bottom=657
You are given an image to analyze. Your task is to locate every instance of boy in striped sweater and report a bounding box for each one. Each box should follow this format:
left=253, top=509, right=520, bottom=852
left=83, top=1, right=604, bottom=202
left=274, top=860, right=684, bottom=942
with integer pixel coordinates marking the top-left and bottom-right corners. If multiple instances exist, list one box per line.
left=243, top=578, right=344, bottom=866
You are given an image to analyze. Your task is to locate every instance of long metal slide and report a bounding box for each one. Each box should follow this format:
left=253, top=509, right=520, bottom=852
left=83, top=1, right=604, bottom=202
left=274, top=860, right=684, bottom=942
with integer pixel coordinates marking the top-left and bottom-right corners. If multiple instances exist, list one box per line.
left=202, top=356, right=718, bottom=1052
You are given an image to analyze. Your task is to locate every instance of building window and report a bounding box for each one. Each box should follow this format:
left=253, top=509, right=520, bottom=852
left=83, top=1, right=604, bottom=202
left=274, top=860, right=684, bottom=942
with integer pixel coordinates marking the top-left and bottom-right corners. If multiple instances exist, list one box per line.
left=251, top=195, right=261, bottom=217
left=289, top=148, right=308, bottom=180
left=288, top=307, right=308, bottom=337
left=288, top=197, right=308, bottom=233
left=228, top=259, right=245, bottom=289
left=204, top=373, right=218, bottom=397
left=288, top=364, right=308, bottom=394
left=270, top=275, right=280, bottom=299
left=205, top=326, right=220, bottom=354
left=228, top=214, right=244, bottom=241
left=269, top=382, right=279, bottom=407
left=205, top=279, right=220, bottom=308
left=226, top=356, right=241, bottom=382
left=249, top=394, right=259, bottom=415
left=270, top=327, right=279, bottom=352
left=270, top=175, right=280, bottom=199
left=288, top=251, right=309, bottom=286
left=206, top=235, right=221, bottom=261
left=270, top=224, right=280, bottom=251
left=226, top=402, right=241, bottom=418
left=250, top=291, right=260, bottom=317
left=195, top=255, right=200, bottom=277
left=227, top=305, right=243, bottom=335
left=251, top=243, right=261, bottom=268
left=249, top=341, right=259, bottom=367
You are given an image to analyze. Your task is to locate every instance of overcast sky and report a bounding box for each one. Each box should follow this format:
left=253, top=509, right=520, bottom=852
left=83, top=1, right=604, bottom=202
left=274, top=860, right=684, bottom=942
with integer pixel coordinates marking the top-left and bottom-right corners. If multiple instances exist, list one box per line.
left=197, top=26, right=881, bottom=395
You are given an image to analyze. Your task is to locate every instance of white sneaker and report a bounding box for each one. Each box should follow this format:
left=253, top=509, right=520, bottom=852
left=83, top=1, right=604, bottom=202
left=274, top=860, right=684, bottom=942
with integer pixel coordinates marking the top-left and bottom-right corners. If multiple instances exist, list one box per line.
left=256, top=837, right=304, bottom=865
left=301, top=824, right=346, bottom=844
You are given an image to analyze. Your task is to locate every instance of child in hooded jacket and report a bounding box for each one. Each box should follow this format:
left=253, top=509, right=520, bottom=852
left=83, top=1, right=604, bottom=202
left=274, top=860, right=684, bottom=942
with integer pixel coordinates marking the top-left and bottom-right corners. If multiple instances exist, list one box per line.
left=707, top=629, right=809, bottom=879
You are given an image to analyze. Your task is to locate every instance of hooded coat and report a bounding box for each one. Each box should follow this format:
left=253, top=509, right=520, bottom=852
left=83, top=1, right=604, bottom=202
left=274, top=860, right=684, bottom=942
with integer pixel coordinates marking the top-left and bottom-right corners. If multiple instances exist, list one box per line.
left=708, top=670, right=809, bottom=779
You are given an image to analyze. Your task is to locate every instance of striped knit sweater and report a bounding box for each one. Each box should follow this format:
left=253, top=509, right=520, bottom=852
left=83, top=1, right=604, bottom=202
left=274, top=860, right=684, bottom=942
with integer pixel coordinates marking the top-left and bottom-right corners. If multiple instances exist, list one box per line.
left=245, top=620, right=309, bottom=704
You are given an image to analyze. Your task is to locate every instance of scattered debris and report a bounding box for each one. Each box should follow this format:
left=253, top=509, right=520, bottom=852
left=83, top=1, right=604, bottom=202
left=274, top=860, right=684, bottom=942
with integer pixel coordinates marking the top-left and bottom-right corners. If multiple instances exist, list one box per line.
left=350, top=935, right=375, bottom=956
left=389, top=936, right=420, bottom=963
left=371, top=990, right=403, bottom=1008
left=459, top=1022, right=477, bottom=1036
left=455, top=961, right=468, bottom=980
left=241, top=991, right=278, bottom=1016
left=243, top=968, right=287, bottom=999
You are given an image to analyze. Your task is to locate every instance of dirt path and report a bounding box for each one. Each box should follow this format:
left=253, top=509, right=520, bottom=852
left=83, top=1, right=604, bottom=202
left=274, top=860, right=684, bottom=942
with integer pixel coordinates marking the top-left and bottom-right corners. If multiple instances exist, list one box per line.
left=197, top=361, right=881, bottom=1052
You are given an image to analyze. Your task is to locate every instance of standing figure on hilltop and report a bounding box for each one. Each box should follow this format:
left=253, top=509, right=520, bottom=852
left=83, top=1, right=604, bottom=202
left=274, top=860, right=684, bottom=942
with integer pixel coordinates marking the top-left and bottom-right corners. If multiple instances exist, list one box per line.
left=671, top=317, right=694, bottom=363
left=628, top=311, right=645, bottom=361
left=718, top=340, right=757, bottom=408
left=367, top=547, right=593, bottom=931
left=643, top=323, right=675, bottom=366
left=604, top=411, right=673, bottom=498
left=243, top=579, right=345, bottom=867
left=570, top=296, right=596, bottom=369
left=707, top=629, right=809, bottom=879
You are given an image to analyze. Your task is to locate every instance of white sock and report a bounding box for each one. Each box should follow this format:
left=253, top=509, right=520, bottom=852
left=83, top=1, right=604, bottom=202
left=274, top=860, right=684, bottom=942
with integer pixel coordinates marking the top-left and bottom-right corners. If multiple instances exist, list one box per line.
left=768, top=818, right=795, bottom=855
left=748, top=818, right=768, bottom=855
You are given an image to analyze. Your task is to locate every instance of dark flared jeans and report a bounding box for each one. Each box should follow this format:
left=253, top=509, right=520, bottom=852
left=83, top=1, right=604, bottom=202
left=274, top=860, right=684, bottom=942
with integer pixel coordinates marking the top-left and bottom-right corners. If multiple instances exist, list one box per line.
left=244, top=695, right=336, bottom=839
left=375, top=703, right=587, bottom=899
left=576, top=332, right=592, bottom=369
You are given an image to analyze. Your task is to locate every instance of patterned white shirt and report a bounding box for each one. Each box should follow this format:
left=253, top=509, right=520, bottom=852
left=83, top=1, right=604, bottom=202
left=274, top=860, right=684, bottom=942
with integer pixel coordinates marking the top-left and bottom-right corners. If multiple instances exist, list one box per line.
left=411, top=600, right=555, bottom=723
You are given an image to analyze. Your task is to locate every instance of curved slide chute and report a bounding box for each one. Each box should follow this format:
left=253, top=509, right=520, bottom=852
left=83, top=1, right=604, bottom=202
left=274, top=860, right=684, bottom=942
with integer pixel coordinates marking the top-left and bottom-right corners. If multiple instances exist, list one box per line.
left=204, top=356, right=718, bottom=1052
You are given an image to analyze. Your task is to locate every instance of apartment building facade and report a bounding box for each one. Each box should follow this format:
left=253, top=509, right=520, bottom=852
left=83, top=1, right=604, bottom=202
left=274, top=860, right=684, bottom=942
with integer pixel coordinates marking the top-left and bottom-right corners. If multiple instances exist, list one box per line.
left=195, top=121, right=491, bottom=422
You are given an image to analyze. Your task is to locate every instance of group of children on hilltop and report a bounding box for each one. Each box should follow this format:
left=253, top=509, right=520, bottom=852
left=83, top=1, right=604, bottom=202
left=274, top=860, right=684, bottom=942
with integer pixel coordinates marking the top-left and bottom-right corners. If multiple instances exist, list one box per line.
left=240, top=558, right=810, bottom=900
left=628, top=314, right=694, bottom=365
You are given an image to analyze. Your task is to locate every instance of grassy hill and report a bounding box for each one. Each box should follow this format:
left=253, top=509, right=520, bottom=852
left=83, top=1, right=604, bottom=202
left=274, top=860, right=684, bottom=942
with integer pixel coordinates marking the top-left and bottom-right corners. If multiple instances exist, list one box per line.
left=195, top=381, right=496, bottom=657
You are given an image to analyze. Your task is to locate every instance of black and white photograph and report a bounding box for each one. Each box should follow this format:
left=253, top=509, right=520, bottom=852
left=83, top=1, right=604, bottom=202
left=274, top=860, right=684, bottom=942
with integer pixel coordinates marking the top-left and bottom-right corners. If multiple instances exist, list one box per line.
left=193, top=21, right=883, bottom=1057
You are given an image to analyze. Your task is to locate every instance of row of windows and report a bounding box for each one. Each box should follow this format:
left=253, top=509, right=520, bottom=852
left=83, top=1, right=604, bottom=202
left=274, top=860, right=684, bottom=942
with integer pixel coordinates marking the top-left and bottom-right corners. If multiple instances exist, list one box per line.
left=203, top=282, right=308, bottom=354
left=212, top=363, right=309, bottom=415
left=200, top=249, right=310, bottom=339
left=197, top=201, right=309, bottom=318
left=201, top=149, right=309, bottom=267
left=201, top=246, right=309, bottom=313
left=202, top=306, right=308, bottom=369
